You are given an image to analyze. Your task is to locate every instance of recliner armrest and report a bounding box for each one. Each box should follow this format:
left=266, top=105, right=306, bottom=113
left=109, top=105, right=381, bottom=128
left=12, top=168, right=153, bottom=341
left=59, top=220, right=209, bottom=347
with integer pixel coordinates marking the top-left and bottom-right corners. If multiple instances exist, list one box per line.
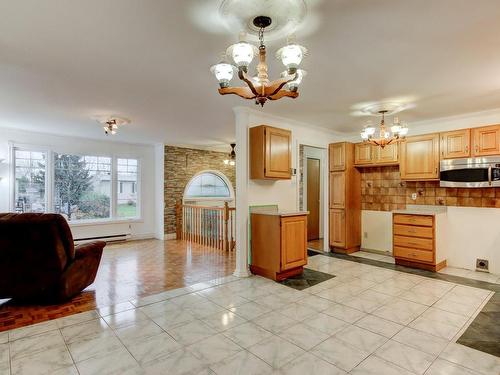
left=75, top=241, right=106, bottom=259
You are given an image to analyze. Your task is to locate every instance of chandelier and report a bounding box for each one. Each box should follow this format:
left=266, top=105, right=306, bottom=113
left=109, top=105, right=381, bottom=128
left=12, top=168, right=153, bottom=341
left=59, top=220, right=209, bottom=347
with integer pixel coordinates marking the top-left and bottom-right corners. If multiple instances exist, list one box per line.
left=210, top=16, right=307, bottom=107
left=94, top=116, right=130, bottom=136
left=223, top=143, right=236, bottom=166
left=360, top=110, right=409, bottom=148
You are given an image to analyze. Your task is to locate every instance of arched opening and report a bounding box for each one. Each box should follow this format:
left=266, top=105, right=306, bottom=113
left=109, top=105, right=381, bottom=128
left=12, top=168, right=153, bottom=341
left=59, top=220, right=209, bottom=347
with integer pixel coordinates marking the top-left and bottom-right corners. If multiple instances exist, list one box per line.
left=180, top=170, right=236, bottom=251
left=183, top=170, right=234, bottom=204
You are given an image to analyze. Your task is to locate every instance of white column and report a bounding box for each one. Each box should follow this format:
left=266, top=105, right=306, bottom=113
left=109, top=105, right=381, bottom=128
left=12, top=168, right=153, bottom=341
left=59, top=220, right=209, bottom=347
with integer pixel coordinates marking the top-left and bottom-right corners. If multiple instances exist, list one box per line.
left=154, top=143, right=165, bottom=240
left=233, top=107, right=251, bottom=277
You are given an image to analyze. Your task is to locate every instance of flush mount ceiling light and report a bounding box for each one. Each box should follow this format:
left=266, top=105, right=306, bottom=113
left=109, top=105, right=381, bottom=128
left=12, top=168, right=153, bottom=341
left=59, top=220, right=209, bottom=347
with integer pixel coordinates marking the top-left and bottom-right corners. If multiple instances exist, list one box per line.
left=211, top=15, right=308, bottom=107
left=94, top=116, right=130, bottom=136
left=223, top=143, right=236, bottom=166
left=360, top=105, right=409, bottom=148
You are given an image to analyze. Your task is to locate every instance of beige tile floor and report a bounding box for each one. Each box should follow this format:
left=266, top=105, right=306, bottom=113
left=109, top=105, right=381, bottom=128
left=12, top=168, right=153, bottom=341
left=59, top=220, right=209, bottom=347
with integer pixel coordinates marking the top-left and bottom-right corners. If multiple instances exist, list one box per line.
left=1, top=255, right=499, bottom=375
left=352, top=250, right=500, bottom=284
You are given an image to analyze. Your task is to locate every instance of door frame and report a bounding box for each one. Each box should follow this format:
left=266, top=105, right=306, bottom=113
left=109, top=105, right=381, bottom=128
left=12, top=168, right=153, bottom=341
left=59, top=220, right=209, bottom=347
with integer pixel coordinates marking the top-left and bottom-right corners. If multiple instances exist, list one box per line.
left=298, top=143, right=328, bottom=250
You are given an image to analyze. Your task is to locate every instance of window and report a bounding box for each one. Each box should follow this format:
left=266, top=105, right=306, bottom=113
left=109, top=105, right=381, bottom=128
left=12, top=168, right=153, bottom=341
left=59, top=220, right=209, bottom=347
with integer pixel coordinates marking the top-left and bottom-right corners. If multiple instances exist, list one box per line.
left=54, top=154, right=112, bottom=221
left=14, top=149, right=47, bottom=213
left=117, top=158, right=139, bottom=218
left=10, top=146, right=140, bottom=222
left=184, top=171, right=231, bottom=199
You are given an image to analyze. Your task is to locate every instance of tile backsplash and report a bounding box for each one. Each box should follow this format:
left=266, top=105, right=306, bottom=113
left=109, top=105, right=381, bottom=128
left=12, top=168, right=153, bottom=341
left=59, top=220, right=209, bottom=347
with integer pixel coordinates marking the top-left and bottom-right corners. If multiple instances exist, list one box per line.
left=360, top=166, right=500, bottom=211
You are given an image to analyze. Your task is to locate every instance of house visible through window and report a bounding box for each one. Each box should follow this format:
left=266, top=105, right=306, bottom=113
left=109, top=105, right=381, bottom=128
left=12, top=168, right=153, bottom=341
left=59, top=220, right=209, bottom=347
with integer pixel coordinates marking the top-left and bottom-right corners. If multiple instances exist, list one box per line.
left=11, top=146, right=140, bottom=221
left=14, top=149, right=47, bottom=213
left=54, top=154, right=112, bottom=221
left=184, top=171, right=231, bottom=199
left=117, top=158, right=139, bottom=218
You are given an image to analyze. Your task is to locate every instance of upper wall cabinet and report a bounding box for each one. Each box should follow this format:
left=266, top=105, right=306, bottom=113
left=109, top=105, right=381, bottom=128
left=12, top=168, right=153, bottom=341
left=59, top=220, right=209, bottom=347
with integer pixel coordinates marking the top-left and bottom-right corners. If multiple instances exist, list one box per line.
left=354, top=143, right=399, bottom=166
left=440, top=129, right=470, bottom=159
left=329, top=143, right=346, bottom=171
left=400, top=133, right=440, bottom=180
left=250, top=125, right=292, bottom=180
left=472, top=125, right=500, bottom=156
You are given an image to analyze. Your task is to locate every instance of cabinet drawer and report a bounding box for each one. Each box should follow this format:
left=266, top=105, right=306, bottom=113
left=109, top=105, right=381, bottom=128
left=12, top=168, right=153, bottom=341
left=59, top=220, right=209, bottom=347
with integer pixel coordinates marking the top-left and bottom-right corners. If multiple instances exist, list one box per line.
left=393, top=214, right=433, bottom=227
left=394, top=246, right=434, bottom=263
left=393, top=224, right=433, bottom=238
left=394, top=235, right=433, bottom=251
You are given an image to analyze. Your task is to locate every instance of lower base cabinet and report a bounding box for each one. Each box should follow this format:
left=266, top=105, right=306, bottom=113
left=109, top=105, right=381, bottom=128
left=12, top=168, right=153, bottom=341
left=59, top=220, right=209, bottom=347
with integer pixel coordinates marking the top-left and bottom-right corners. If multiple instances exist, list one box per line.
left=392, top=213, right=447, bottom=271
left=250, top=212, right=308, bottom=281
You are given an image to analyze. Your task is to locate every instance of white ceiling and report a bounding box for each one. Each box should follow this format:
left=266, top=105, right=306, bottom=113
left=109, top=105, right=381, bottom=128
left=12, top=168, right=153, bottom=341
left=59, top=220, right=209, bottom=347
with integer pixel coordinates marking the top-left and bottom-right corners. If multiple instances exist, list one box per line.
left=1, top=0, right=500, bottom=147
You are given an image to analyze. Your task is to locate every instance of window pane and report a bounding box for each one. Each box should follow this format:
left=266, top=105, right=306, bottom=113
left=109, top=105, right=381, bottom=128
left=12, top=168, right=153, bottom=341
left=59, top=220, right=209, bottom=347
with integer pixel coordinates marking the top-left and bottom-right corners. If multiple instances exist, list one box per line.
left=53, top=154, right=111, bottom=221
left=14, top=150, right=46, bottom=213
left=185, top=172, right=231, bottom=198
left=117, top=158, right=138, bottom=218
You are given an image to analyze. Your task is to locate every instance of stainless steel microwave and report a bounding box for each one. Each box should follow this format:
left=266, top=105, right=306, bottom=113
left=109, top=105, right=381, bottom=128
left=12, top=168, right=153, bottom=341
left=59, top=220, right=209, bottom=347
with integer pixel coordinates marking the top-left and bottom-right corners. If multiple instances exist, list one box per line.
left=440, top=157, right=500, bottom=188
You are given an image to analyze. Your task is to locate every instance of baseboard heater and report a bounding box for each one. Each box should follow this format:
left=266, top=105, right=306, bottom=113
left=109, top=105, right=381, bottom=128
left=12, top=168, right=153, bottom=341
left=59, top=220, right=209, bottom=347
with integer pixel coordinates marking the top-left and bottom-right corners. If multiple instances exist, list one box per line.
left=74, top=233, right=131, bottom=244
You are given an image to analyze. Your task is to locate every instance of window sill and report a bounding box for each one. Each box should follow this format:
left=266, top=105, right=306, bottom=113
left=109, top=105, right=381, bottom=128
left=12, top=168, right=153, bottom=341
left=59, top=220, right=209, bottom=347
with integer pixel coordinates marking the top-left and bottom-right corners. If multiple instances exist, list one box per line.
left=68, top=218, right=143, bottom=227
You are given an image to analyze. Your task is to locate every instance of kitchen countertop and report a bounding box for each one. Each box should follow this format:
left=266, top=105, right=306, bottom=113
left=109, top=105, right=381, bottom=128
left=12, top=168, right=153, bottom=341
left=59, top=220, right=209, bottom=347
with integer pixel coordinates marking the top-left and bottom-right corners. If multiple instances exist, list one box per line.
left=392, top=205, right=447, bottom=216
left=251, top=210, right=309, bottom=217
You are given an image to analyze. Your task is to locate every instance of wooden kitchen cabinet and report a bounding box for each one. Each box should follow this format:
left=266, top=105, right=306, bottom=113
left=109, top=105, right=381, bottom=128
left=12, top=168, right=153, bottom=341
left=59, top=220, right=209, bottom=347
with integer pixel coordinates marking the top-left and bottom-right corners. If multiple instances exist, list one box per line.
left=329, top=143, right=346, bottom=171
left=354, top=143, right=399, bottom=166
left=250, top=212, right=307, bottom=281
left=354, top=143, right=372, bottom=165
left=250, top=125, right=291, bottom=179
left=373, top=143, right=399, bottom=164
left=440, top=129, right=471, bottom=159
left=329, top=172, right=345, bottom=208
left=329, top=209, right=345, bottom=247
left=392, top=213, right=446, bottom=272
left=328, top=142, right=360, bottom=253
left=472, top=124, right=500, bottom=156
left=400, top=133, right=440, bottom=180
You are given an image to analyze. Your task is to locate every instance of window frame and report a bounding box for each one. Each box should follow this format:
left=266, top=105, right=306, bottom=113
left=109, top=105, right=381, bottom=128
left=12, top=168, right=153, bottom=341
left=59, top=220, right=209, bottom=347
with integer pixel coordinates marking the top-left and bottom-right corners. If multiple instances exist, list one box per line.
left=9, top=143, right=142, bottom=224
left=183, top=170, right=234, bottom=202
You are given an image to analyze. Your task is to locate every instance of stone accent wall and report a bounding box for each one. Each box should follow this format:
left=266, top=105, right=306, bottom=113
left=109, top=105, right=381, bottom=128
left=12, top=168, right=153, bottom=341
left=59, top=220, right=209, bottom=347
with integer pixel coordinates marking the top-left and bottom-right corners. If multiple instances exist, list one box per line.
left=361, top=166, right=500, bottom=211
left=164, top=146, right=236, bottom=235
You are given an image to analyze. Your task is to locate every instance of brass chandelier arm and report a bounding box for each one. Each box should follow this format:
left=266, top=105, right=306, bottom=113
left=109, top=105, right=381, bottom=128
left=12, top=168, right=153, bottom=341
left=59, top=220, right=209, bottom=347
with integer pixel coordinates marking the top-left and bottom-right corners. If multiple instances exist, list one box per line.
left=268, top=90, right=299, bottom=100
left=218, top=86, right=256, bottom=99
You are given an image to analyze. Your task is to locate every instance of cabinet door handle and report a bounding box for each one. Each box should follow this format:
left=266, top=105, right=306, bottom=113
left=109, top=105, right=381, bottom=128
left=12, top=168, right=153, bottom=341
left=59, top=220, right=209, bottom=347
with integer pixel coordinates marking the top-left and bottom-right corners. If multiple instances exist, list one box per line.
left=475, top=144, right=479, bottom=153
left=465, top=145, right=469, bottom=153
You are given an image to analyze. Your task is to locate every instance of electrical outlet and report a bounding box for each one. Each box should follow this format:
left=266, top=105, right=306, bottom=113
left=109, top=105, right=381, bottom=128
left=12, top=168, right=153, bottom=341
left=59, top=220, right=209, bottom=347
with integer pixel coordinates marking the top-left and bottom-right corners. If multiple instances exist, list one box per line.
left=363, top=232, right=368, bottom=239
left=411, top=193, right=417, bottom=200
left=476, top=259, right=489, bottom=272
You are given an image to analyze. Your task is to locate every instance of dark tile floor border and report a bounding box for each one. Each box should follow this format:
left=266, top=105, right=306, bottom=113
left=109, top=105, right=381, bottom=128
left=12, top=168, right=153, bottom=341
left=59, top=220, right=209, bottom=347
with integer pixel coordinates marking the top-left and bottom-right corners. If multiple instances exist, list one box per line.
left=307, top=249, right=500, bottom=358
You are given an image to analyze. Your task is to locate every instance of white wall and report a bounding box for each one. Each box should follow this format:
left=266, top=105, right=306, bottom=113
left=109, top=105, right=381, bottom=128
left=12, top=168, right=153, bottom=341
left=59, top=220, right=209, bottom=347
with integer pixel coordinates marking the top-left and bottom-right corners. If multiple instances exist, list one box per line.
left=0, top=127, right=162, bottom=240
left=361, top=210, right=393, bottom=254
left=233, top=107, right=340, bottom=276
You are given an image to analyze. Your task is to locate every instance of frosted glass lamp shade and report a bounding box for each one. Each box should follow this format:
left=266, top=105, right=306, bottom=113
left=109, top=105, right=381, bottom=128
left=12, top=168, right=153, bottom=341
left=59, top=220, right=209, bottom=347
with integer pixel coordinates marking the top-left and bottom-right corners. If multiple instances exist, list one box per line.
left=226, top=42, right=257, bottom=69
left=276, top=44, right=307, bottom=72
left=282, top=69, right=307, bottom=91
left=210, top=62, right=235, bottom=87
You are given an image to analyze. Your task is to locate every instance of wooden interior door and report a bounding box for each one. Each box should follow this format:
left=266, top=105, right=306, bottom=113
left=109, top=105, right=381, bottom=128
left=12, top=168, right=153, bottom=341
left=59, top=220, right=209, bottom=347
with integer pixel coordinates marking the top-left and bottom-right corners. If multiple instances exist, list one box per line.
left=329, top=209, right=345, bottom=247
left=265, top=126, right=291, bottom=178
left=306, top=158, right=320, bottom=241
left=473, top=125, right=500, bottom=156
left=281, top=216, right=307, bottom=271
left=441, top=129, right=471, bottom=159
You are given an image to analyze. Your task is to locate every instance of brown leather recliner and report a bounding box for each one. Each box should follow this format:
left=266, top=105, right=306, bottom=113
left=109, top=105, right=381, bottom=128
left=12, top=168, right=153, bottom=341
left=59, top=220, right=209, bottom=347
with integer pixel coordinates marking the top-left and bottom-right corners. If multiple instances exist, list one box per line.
left=0, top=213, right=105, bottom=302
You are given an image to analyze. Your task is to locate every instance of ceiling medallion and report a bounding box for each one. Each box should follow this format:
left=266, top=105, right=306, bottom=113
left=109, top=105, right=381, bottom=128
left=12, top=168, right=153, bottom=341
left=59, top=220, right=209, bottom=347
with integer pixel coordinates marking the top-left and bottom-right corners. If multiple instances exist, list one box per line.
left=210, top=16, right=308, bottom=107
left=360, top=109, right=409, bottom=148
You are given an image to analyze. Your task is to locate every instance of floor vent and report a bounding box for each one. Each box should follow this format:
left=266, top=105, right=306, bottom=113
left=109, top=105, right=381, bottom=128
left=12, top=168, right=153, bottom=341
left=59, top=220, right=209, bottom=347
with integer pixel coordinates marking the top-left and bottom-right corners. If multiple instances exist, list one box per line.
left=476, top=259, right=489, bottom=272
